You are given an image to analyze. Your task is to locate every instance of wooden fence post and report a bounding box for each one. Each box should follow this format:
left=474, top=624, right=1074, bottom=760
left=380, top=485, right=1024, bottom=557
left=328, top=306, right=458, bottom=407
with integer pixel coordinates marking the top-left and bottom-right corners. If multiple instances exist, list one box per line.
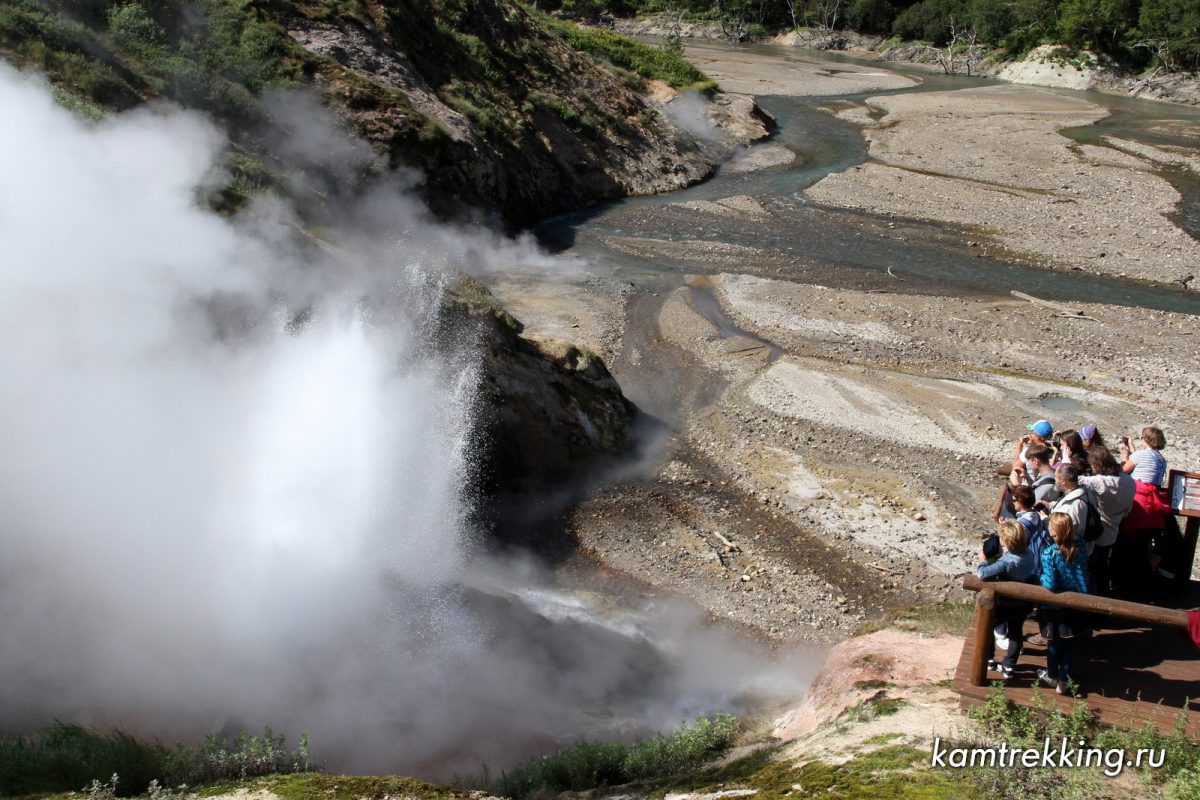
left=1179, top=517, right=1199, bottom=592
left=970, top=587, right=996, bottom=686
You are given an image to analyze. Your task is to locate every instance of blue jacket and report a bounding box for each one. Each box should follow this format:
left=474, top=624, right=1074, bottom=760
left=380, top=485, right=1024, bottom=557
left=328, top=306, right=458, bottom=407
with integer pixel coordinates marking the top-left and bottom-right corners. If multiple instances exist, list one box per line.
left=977, top=549, right=1037, bottom=582
left=1040, top=545, right=1089, bottom=594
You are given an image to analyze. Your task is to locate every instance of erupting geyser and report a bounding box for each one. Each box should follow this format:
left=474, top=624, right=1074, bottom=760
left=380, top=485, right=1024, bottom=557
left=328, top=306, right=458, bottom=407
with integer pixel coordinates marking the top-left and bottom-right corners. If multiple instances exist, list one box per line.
left=0, top=65, right=814, bottom=778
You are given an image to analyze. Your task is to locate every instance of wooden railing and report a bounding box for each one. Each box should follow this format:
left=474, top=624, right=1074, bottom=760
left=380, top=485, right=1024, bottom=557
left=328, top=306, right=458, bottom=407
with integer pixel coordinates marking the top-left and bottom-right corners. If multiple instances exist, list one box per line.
left=960, top=573, right=1191, bottom=687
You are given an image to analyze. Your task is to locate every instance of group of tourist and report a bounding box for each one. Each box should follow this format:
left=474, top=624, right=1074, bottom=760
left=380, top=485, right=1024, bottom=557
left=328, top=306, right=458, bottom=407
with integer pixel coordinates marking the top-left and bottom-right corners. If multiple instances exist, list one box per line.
left=978, top=420, right=1172, bottom=695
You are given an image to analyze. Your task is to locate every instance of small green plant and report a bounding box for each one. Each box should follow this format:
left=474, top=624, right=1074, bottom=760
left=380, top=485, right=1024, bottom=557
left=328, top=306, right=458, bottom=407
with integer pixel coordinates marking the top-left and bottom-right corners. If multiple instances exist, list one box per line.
left=477, top=714, right=739, bottom=800
left=855, top=602, right=974, bottom=637
left=840, top=695, right=906, bottom=724
left=537, top=13, right=717, bottom=92
left=961, top=683, right=1200, bottom=793
left=0, top=723, right=314, bottom=797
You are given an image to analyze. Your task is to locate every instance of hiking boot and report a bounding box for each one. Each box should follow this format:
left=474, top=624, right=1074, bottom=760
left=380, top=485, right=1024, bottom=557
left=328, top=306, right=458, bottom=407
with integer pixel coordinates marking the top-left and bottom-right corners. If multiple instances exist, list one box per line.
left=1036, top=668, right=1058, bottom=689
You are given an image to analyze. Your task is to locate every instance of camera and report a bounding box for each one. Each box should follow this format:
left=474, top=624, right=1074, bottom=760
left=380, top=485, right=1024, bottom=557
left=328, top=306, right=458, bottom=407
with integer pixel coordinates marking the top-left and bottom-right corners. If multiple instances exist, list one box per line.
left=1051, top=437, right=1061, bottom=448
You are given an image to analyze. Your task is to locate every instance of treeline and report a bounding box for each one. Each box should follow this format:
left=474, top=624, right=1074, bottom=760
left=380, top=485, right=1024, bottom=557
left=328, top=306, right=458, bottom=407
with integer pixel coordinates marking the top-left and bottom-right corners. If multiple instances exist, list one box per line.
left=536, top=0, right=1200, bottom=71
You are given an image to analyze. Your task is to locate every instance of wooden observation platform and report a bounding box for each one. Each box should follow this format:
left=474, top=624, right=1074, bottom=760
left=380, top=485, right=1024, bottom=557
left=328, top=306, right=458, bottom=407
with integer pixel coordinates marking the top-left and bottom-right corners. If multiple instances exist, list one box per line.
left=954, top=475, right=1200, bottom=734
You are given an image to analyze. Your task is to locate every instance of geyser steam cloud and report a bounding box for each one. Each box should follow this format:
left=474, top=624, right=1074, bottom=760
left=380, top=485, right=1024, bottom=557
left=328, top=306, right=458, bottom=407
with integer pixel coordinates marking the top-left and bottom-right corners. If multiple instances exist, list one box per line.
left=0, top=66, right=816, bottom=777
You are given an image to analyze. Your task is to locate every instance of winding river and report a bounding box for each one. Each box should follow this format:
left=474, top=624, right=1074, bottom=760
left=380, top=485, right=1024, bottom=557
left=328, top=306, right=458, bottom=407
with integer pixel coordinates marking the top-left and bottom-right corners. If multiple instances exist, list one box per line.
left=541, top=41, right=1200, bottom=316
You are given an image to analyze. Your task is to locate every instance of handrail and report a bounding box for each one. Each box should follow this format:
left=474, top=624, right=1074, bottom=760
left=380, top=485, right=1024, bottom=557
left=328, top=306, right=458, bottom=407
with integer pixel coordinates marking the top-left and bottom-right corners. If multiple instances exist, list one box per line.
left=960, top=574, right=1191, bottom=687
left=962, top=574, right=1189, bottom=629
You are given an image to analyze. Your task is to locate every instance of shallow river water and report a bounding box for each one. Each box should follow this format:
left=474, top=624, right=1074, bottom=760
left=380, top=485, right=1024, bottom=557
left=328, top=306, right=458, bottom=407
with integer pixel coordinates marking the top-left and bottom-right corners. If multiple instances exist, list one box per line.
left=542, top=43, right=1200, bottom=316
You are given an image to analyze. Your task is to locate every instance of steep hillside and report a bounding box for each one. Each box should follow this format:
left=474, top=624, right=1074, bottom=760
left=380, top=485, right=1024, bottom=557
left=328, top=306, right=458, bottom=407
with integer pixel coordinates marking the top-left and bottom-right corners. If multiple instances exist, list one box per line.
left=0, top=0, right=759, bottom=225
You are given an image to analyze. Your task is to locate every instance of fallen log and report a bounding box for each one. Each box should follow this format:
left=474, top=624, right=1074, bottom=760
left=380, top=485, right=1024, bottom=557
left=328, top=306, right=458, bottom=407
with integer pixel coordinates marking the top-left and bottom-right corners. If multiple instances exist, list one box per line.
left=1011, top=290, right=1086, bottom=317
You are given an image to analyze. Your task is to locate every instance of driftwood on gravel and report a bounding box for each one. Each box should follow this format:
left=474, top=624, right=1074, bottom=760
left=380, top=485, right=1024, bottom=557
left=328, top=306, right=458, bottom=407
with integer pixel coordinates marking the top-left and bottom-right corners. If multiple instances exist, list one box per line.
left=1010, top=290, right=1099, bottom=321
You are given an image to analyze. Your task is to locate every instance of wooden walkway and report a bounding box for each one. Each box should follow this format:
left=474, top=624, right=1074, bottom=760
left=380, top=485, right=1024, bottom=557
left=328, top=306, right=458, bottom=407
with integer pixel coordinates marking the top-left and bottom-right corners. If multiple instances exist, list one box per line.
left=952, top=594, right=1200, bottom=735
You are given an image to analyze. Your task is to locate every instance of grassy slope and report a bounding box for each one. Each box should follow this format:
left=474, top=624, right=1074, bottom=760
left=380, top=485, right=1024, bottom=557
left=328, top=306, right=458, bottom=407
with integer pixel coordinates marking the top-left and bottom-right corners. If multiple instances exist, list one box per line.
left=0, top=0, right=716, bottom=223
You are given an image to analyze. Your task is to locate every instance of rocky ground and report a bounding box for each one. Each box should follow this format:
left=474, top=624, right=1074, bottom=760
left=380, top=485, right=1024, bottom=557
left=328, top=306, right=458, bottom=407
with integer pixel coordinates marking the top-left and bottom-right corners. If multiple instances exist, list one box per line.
left=489, top=40, right=1200, bottom=648
left=807, top=85, right=1200, bottom=286
left=680, top=40, right=917, bottom=96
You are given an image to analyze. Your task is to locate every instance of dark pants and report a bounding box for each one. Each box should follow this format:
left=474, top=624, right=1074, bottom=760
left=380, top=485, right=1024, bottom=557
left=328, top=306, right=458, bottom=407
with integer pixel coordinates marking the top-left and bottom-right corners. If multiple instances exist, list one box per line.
left=998, top=602, right=1030, bottom=669
left=1040, top=607, right=1084, bottom=683
left=1111, top=533, right=1150, bottom=597
left=1047, top=638, right=1075, bottom=683
left=1089, top=544, right=1113, bottom=597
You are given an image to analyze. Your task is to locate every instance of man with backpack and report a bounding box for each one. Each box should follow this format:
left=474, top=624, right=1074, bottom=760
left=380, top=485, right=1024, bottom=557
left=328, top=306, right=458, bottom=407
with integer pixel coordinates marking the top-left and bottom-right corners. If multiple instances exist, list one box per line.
left=1026, top=447, right=1061, bottom=505
left=1049, top=464, right=1103, bottom=557
left=1010, top=445, right=1060, bottom=504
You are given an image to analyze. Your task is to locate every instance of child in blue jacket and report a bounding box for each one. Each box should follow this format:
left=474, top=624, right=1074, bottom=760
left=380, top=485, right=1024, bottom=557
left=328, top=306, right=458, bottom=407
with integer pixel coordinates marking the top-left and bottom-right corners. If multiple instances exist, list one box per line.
left=978, top=519, right=1037, bottom=678
left=1038, top=512, right=1091, bottom=695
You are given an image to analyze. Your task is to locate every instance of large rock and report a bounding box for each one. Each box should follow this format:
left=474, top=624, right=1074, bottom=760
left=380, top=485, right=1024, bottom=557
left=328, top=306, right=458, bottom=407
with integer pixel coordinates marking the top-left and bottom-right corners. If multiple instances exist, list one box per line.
left=444, top=278, right=637, bottom=496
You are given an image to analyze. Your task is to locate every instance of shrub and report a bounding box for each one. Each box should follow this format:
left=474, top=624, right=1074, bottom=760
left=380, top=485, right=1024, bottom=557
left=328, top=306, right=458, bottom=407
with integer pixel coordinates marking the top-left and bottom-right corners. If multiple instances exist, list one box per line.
left=540, top=15, right=718, bottom=92
left=0, top=723, right=314, bottom=797
left=490, top=714, right=739, bottom=800
left=847, top=0, right=899, bottom=35
left=965, top=683, right=1200, bottom=789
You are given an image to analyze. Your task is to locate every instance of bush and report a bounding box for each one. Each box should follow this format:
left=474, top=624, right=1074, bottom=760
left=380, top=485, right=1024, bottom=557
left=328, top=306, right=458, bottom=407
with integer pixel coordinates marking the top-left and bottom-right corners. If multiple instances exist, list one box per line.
left=541, top=15, right=718, bottom=92
left=847, top=0, right=899, bottom=35
left=106, top=1, right=164, bottom=60
left=0, top=723, right=314, bottom=797
left=965, top=683, right=1200, bottom=789
left=490, top=714, right=739, bottom=800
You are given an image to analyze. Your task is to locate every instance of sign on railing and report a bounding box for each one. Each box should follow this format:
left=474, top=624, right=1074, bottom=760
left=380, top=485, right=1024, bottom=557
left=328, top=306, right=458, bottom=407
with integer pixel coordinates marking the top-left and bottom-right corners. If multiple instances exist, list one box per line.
left=1169, top=470, right=1200, bottom=518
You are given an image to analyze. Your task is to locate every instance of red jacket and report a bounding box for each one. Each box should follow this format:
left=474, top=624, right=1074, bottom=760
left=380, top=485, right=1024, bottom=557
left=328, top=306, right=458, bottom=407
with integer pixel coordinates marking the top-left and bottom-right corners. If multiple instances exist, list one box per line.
left=1122, top=480, right=1170, bottom=533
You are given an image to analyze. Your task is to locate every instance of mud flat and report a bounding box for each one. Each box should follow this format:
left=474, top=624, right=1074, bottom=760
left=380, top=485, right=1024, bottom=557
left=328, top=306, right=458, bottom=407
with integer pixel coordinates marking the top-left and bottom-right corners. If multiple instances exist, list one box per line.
left=807, top=84, right=1200, bottom=287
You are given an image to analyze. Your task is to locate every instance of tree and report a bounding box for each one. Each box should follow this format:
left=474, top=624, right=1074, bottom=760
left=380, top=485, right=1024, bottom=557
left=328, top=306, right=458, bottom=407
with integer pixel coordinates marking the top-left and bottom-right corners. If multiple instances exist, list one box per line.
left=1137, top=0, right=1200, bottom=71
left=893, top=0, right=967, bottom=45
left=966, top=0, right=1013, bottom=45
left=932, top=15, right=985, bottom=72
left=846, top=0, right=898, bottom=35
left=1058, top=0, right=1139, bottom=53
left=662, top=5, right=686, bottom=54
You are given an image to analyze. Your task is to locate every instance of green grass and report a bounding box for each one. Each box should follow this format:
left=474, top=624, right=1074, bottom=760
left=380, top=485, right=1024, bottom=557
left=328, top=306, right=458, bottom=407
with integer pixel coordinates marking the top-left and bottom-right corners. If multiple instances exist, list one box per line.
left=855, top=602, right=974, bottom=638
left=213, top=773, right=464, bottom=800
left=840, top=696, right=906, bottom=724
left=0, top=723, right=313, bottom=797
left=539, top=15, right=717, bottom=92
left=474, top=714, right=739, bottom=800
left=957, top=683, right=1200, bottom=797
left=654, top=744, right=969, bottom=800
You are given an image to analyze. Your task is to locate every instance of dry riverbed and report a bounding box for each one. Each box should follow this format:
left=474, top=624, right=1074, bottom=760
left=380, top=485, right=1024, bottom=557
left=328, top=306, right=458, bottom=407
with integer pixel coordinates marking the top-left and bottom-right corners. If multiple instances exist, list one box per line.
left=808, top=84, right=1200, bottom=286
left=490, top=45, right=1200, bottom=647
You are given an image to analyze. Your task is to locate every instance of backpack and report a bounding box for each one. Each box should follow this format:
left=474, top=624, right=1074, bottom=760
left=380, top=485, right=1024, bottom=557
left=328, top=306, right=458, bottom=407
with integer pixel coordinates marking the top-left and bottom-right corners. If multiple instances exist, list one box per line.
left=1082, top=495, right=1105, bottom=543
left=1022, top=513, right=1052, bottom=577
left=1032, top=472, right=1056, bottom=494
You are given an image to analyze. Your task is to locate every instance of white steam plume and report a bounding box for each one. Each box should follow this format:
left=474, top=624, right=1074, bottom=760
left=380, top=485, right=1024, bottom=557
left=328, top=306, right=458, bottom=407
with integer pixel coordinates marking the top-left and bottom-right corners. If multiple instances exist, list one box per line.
left=0, top=66, right=818, bottom=778
left=665, top=90, right=718, bottom=144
